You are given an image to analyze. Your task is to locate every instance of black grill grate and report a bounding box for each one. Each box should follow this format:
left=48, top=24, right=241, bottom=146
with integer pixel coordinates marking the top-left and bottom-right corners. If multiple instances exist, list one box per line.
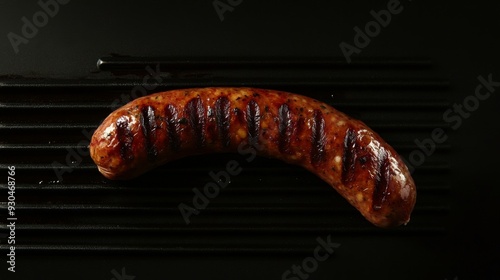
left=0, top=58, right=450, bottom=255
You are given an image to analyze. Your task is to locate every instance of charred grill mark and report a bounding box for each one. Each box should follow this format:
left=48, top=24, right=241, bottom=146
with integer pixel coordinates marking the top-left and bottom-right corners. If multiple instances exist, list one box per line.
left=140, top=106, right=158, bottom=160
left=246, top=99, right=261, bottom=146
left=373, top=148, right=391, bottom=210
left=116, top=116, right=134, bottom=161
left=342, top=128, right=357, bottom=184
left=310, top=110, right=326, bottom=164
left=278, top=103, right=292, bottom=154
left=215, top=96, right=231, bottom=147
left=185, top=97, right=205, bottom=148
left=165, top=104, right=180, bottom=152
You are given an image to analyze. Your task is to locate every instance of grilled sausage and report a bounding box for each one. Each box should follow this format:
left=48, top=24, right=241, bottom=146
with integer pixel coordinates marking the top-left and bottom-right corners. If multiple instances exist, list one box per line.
left=90, top=87, right=416, bottom=228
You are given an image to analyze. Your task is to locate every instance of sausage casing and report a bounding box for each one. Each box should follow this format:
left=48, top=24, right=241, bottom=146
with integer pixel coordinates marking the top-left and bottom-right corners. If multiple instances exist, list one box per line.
left=90, top=87, right=416, bottom=228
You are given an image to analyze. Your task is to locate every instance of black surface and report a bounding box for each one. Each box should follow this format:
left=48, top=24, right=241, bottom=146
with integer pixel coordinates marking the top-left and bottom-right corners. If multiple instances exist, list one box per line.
left=1, top=1, right=499, bottom=279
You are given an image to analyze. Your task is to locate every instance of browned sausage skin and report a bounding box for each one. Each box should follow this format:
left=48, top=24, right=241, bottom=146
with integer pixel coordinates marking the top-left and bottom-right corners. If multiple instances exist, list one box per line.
left=90, top=87, right=416, bottom=228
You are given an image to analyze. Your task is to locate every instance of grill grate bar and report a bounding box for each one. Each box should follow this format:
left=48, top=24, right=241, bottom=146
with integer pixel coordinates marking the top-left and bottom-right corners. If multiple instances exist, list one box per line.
left=0, top=203, right=449, bottom=213
left=0, top=124, right=95, bottom=130
left=0, top=163, right=96, bottom=169
left=0, top=143, right=452, bottom=152
left=0, top=122, right=451, bottom=130
left=0, top=101, right=451, bottom=109
left=0, top=162, right=450, bottom=171
left=0, top=144, right=89, bottom=150
left=0, top=103, right=111, bottom=109
left=0, top=183, right=450, bottom=192
left=0, top=224, right=445, bottom=234
left=0, top=245, right=336, bottom=255
left=0, top=78, right=450, bottom=89
left=97, top=56, right=433, bottom=70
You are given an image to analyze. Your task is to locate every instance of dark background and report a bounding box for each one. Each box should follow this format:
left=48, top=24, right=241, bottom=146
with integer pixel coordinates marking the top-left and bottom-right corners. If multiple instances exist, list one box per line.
left=0, top=0, right=499, bottom=279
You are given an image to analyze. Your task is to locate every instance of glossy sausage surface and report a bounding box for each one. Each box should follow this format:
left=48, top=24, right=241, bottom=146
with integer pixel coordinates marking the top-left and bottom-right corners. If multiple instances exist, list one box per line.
left=90, top=87, right=416, bottom=227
